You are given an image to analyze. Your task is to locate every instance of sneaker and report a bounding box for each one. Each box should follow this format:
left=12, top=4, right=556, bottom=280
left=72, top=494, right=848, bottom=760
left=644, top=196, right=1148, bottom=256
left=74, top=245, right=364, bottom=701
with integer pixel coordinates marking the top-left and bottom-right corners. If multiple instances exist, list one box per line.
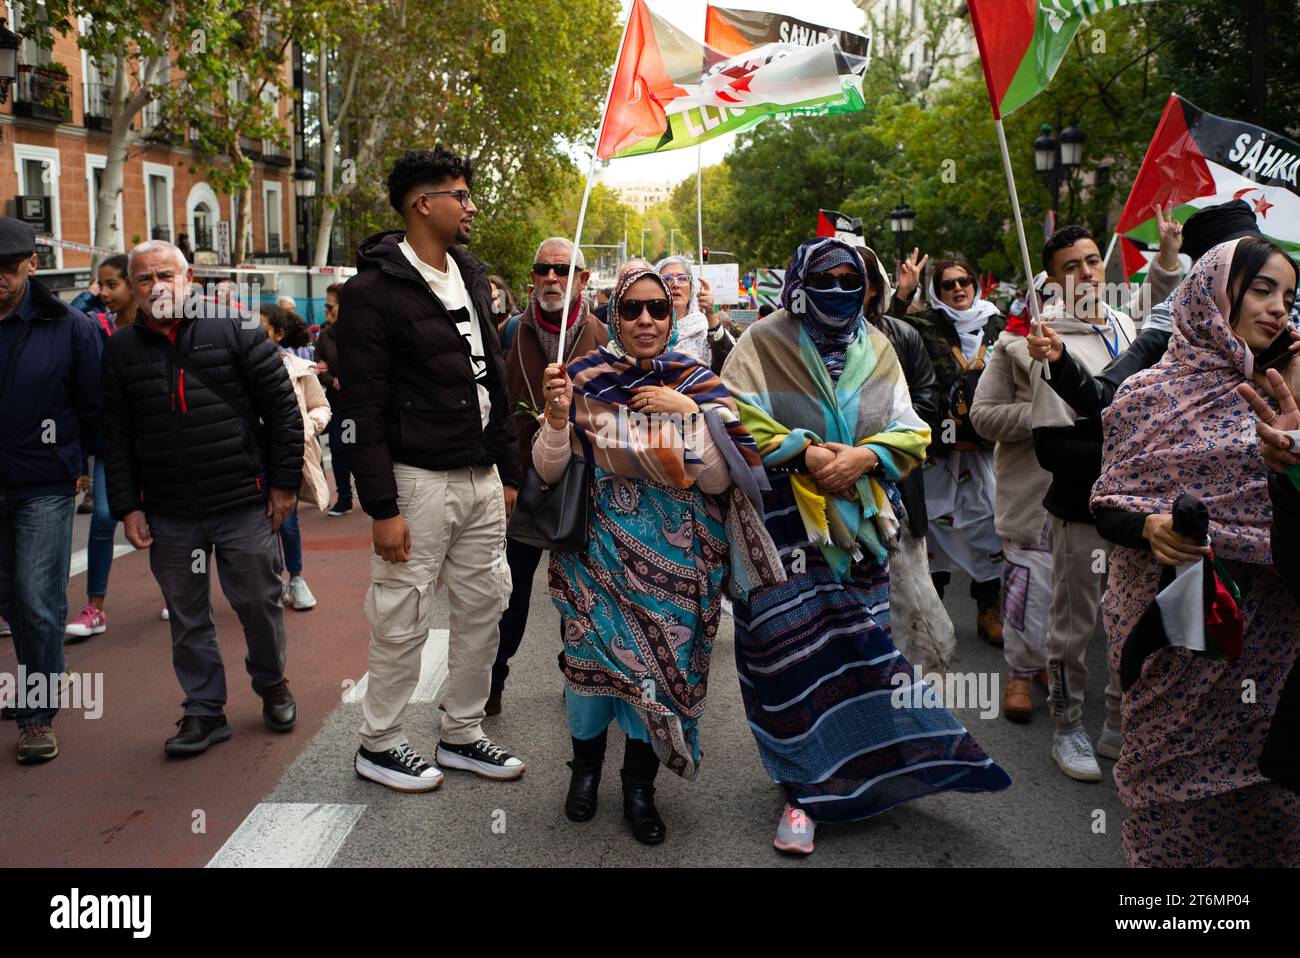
left=1052, top=728, right=1102, bottom=783
left=160, top=606, right=170, bottom=621
left=287, top=576, right=317, bottom=611
left=0, top=619, right=11, bottom=636
left=65, top=604, right=107, bottom=641
left=436, top=737, right=525, bottom=780
left=327, top=502, right=353, bottom=517
left=1096, top=721, right=1123, bottom=760
left=164, top=715, right=232, bottom=756
left=17, top=724, right=58, bottom=763
left=774, top=804, right=815, bottom=855
left=355, top=743, right=443, bottom=793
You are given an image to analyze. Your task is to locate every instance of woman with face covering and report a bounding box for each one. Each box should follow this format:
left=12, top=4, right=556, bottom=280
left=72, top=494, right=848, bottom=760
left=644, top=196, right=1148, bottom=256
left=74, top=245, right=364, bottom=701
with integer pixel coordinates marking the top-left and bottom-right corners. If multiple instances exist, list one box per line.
left=655, top=255, right=734, bottom=372
left=1092, top=237, right=1300, bottom=866
left=535, top=266, right=783, bottom=846
left=894, top=258, right=1007, bottom=646
left=722, top=238, right=1010, bottom=855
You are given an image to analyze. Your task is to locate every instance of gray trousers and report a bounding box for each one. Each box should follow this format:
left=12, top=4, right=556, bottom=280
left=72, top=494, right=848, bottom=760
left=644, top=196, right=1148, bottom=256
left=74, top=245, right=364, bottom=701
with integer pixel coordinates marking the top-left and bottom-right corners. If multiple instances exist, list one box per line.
left=148, top=504, right=287, bottom=716
left=1045, top=516, right=1122, bottom=732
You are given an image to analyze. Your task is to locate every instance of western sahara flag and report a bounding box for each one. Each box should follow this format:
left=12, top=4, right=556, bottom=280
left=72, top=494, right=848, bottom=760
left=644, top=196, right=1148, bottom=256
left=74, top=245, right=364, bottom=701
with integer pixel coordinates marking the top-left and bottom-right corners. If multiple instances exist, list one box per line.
left=816, top=209, right=864, bottom=245
left=968, top=0, right=1163, bottom=118
left=1120, top=496, right=1244, bottom=692
left=604, top=3, right=870, bottom=159
left=1115, top=93, right=1300, bottom=281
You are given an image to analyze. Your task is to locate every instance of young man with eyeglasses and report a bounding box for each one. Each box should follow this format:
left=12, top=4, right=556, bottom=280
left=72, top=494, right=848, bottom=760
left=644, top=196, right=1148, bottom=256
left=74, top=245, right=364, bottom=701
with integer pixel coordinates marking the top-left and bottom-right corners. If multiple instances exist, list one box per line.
left=0, top=218, right=103, bottom=762
left=1030, top=225, right=1135, bottom=784
left=339, top=147, right=525, bottom=791
left=488, top=238, right=607, bottom=716
left=314, top=283, right=354, bottom=515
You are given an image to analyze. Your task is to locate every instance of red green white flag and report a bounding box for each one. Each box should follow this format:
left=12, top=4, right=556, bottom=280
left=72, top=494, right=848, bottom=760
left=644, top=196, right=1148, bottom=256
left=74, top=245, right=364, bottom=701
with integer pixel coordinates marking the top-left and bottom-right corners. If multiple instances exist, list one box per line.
left=968, top=0, right=1163, bottom=119
left=1116, top=94, right=1300, bottom=280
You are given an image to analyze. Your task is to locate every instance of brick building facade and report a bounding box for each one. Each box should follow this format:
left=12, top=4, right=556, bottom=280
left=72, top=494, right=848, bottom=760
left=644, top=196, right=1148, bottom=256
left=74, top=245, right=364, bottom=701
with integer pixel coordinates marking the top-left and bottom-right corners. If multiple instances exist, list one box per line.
left=1, top=3, right=297, bottom=292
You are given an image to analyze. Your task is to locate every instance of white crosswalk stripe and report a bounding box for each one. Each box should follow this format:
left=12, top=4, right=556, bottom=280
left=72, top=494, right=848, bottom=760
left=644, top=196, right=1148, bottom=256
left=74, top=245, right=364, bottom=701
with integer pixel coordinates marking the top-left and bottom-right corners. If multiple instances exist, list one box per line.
left=206, top=802, right=366, bottom=868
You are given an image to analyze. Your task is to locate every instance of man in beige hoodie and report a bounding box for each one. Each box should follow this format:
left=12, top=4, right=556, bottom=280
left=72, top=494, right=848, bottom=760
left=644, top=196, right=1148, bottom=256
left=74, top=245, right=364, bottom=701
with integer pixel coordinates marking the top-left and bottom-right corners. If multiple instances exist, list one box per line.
left=970, top=319, right=1053, bottom=723
left=1030, top=226, right=1136, bottom=784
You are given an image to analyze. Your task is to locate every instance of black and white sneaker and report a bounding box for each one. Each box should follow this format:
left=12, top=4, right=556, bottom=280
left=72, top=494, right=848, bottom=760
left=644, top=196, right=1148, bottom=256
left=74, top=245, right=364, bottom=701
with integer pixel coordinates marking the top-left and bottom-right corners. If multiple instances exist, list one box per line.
left=327, top=502, right=353, bottom=517
left=436, top=738, right=526, bottom=781
left=355, top=743, right=444, bottom=793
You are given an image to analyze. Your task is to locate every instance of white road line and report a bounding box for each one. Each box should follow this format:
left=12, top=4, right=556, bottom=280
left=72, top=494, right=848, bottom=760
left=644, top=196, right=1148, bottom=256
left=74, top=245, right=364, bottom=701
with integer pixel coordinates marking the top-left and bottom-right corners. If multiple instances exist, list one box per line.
left=68, top=544, right=134, bottom=579
left=206, top=802, right=366, bottom=868
left=341, top=629, right=449, bottom=705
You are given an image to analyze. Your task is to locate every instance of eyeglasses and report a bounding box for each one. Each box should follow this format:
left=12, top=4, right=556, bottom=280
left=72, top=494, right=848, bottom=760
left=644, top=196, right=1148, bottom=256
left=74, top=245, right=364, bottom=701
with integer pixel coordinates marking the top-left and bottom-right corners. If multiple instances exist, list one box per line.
left=661, top=273, right=691, bottom=286
left=940, top=276, right=974, bottom=292
left=806, top=272, right=864, bottom=291
left=532, top=263, right=572, bottom=277
left=617, top=298, right=672, bottom=322
left=414, top=189, right=473, bottom=210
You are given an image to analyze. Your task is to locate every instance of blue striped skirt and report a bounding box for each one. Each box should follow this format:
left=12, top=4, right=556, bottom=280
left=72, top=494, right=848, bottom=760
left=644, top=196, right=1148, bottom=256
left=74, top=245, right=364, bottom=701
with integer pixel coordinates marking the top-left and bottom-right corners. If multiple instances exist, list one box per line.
left=732, top=476, right=1011, bottom=823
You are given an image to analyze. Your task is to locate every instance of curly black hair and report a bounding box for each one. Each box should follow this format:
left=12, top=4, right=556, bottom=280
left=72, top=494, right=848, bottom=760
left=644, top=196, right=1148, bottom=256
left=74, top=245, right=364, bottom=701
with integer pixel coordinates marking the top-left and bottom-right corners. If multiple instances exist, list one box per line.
left=1041, top=224, right=1094, bottom=276
left=387, top=146, right=474, bottom=213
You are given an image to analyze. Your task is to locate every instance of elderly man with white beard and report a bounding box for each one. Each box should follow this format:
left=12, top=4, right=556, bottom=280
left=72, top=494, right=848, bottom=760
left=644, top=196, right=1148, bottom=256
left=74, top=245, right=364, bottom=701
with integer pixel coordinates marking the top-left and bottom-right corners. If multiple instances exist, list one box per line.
left=486, top=238, right=608, bottom=716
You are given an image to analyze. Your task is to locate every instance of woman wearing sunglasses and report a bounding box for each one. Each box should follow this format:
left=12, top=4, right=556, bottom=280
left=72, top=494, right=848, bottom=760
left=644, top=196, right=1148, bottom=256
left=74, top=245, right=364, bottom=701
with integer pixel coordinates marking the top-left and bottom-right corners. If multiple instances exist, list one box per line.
left=722, top=239, right=1010, bottom=855
left=655, top=255, right=734, bottom=372
left=534, top=266, right=783, bottom=846
left=893, top=258, right=1007, bottom=647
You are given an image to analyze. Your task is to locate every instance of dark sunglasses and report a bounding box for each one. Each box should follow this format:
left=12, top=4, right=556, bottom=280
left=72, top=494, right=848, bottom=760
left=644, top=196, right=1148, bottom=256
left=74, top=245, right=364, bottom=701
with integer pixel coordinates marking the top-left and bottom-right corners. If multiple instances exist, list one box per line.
left=617, top=298, right=672, bottom=322
left=806, top=272, right=864, bottom=291
left=940, top=275, right=974, bottom=292
left=532, top=263, right=572, bottom=277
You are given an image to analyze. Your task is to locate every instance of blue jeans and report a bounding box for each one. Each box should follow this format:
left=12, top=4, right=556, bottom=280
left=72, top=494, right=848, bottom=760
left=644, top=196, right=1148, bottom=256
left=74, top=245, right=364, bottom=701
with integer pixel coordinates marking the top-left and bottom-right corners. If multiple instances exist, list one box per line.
left=86, top=457, right=116, bottom=598
left=278, top=503, right=301, bottom=576
left=0, top=496, right=74, bottom=726
left=325, top=393, right=353, bottom=506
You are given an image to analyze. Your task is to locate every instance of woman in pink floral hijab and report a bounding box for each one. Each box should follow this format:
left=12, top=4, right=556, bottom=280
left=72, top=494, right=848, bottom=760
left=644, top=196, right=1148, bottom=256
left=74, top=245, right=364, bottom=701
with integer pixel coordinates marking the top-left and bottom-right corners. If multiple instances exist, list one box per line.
left=1092, top=237, right=1299, bottom=867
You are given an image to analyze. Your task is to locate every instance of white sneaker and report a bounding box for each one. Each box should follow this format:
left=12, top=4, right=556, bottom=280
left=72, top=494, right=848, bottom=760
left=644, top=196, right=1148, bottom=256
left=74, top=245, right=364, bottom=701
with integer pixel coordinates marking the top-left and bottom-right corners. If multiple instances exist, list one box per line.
left=160, top=606, right=170, bottom=621
left=1052, top=728, right=1102, bottom=782
left=287, top=576, right=317, bottom=610
left=774, top=804, right=816, bottom=855
left=355, top=744, right=443, bottom=793
left=1095, top=721, right=1123, bottom=760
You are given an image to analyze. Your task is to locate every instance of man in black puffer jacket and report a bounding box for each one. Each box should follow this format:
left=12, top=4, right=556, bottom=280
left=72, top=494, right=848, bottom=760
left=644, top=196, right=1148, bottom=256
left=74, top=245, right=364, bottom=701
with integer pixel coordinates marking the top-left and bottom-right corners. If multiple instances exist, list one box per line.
left=101, top=240, right=303, bottom=756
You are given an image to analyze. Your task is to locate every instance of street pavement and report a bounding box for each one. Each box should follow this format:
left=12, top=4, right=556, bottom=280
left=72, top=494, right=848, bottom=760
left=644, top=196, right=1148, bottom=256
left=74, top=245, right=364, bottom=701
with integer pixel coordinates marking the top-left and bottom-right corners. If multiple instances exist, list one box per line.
left=1, top=481, right=1127, bottom=868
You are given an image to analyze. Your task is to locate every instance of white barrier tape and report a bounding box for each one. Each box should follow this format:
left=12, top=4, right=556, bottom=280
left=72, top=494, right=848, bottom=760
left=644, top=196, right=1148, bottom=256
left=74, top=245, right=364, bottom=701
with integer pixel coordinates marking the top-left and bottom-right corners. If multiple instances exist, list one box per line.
left=36, top=234, right=121, bottom=256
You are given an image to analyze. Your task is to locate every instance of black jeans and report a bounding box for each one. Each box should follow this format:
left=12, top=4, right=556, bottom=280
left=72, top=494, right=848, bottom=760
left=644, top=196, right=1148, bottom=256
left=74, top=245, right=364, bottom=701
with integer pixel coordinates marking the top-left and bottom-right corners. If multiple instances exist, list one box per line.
left=490, top=537, right=543, bottom=697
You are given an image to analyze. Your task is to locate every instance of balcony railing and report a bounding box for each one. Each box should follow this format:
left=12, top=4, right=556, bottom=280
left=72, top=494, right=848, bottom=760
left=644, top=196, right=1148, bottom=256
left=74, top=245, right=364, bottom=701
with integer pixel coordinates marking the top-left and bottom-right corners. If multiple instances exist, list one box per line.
left=194, top=226, right=214, bottom=252
left=13, top=65, right=73, bottom=123
left=150, top=225, right=172, bottom=243
left=83, top=80, right=112, bottom=130
left=267, top=232, right=281, bottom=254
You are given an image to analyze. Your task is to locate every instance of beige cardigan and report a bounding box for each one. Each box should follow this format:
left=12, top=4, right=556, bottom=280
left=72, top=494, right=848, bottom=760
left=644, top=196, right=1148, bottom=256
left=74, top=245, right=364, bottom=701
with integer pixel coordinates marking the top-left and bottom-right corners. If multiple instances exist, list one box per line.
left=970, top=332, right=1052, bottom=546
left=281, top=351, right=332, bottom=511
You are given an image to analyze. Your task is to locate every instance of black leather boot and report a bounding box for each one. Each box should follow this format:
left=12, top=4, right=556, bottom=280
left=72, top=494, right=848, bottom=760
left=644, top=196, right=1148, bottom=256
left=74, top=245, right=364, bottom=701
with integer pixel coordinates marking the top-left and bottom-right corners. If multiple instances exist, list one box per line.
left=566, top=732, right=606, bottom=822
left=565, top=759, right=603, bottom=821
left=620, top=769, right=666, bottom=845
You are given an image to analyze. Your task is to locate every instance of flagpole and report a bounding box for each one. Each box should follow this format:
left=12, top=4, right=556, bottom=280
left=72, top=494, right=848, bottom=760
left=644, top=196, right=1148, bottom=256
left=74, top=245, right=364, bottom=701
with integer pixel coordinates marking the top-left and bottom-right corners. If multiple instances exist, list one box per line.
left=993, top=116, right=1050, bottom=380
left=556, top=8, right=634, bottom=364
left=696, top=146, right=704, bottom=264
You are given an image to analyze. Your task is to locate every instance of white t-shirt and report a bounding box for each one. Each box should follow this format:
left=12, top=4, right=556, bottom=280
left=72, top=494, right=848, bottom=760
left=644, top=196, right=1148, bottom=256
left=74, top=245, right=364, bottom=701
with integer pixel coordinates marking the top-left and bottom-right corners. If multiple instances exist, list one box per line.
left=398, top=239, right=491, bottom=430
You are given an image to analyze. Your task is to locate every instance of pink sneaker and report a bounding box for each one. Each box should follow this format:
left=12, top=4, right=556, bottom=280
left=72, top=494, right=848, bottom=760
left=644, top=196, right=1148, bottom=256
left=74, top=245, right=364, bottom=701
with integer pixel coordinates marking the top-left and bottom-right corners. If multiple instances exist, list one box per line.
left=65, top=604, right=107, bottom=640
left=774, top=803, right=816, bottom=855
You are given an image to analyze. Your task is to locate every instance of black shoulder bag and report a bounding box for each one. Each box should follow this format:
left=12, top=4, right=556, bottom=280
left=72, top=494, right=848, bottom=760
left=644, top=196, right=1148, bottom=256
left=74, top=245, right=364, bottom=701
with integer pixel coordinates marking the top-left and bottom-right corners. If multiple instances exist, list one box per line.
left=507, top=426, right=592, bottom=552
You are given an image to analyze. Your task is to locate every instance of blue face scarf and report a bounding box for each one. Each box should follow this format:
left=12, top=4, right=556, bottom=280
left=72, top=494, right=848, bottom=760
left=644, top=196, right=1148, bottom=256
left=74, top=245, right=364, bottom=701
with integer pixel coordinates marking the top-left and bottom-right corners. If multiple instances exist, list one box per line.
left=806, top=285, right=866, bottom=328
left=781, top=239, right=868, bottom=379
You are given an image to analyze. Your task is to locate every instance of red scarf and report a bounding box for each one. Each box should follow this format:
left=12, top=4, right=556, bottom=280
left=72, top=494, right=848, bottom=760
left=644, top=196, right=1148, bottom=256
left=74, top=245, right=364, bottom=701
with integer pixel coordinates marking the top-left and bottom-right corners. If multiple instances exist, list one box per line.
left=532, top=295, right=581, bottom=335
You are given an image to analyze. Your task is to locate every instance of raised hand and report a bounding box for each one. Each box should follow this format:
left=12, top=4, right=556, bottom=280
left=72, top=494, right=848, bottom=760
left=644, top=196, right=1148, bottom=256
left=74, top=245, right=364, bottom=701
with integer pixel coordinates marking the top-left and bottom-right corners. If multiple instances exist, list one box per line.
left=896, top=248, right=929, bottom=303
left=1154, top=202, right=1183, bottom=271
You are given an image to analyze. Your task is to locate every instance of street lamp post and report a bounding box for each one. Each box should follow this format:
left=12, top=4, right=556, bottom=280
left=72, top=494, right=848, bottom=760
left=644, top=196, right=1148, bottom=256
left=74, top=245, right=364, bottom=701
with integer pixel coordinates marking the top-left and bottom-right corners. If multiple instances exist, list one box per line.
left=888, top=197, right=915, bottom=268
left=294, top=163, right=318, bottom=317
left=1033, top=121, right=1086, bottom=227
left=669, top=228, right=682, bottom=257
left=640, top=228, right=650, bottom=258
